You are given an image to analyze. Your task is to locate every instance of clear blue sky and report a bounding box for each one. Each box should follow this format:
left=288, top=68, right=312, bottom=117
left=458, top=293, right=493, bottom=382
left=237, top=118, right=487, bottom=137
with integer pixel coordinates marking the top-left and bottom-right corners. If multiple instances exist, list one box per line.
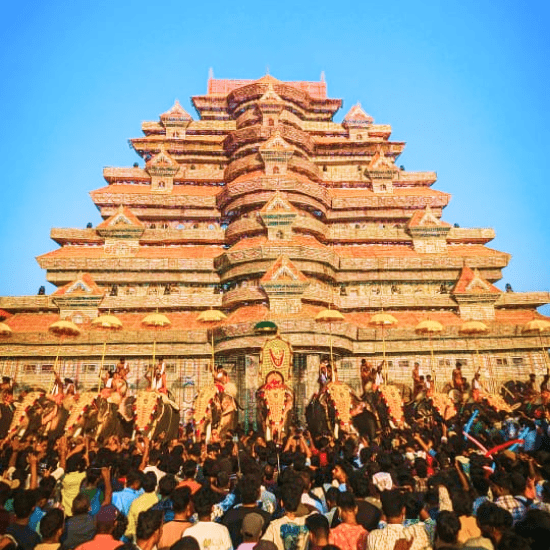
left=1, top=0, right=548, bottom=314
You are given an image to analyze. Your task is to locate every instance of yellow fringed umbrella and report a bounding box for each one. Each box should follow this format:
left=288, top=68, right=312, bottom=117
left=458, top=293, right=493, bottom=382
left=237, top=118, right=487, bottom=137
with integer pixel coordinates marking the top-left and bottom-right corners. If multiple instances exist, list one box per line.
left=369, top=313, right=398, bottom=383
left=316, top=308, right=345, bottom=375
left=415, top=319, right=444, bottom=384
left=48, top=320, right=81, bottom=392
left=142, top=313, right=171, bottom=369
left=92, top=314, right=123, bottom=388
left=460, top=320, right=490, bottom=390
left=49, top=320, right=81, bottom=337
left=91, top=314, right=123, bottom=329
left=197, top=309, right=227, bottom=372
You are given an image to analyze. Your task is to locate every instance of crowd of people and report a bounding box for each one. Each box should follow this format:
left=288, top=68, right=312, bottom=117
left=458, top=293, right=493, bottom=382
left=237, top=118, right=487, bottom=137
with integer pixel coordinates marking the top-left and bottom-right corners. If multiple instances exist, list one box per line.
left=0, top=363, right=548, bottom=550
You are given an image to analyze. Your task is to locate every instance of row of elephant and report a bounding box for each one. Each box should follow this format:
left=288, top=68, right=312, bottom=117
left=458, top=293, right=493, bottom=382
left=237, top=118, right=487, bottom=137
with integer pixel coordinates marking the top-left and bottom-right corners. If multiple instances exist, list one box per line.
left=196, top=377, right=534, bottom=443
left=196, top=381, right=407, bottom=442
left=0, top=390, right=179, bottom=443
left=0, top=377, right=531, bottom=445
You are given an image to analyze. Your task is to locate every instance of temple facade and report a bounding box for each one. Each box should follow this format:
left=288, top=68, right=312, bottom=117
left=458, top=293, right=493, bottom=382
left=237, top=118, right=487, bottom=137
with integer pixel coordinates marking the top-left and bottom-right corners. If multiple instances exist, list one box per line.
left=0, top=74, right=549, bottom=425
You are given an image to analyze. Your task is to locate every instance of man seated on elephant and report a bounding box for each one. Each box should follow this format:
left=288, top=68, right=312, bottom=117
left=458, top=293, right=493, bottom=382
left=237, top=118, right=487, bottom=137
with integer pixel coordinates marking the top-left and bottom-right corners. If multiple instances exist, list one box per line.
left=452, top=362, right=464, bottom=391
left=115, top=357, right=130, bottom=381
left=49, top=371, right=66, bottom=406
left=215, top=368, right=237, bottom=400
left=100, top=370, right=128, bottom=415
left=145, top=360, right=168, bottom=394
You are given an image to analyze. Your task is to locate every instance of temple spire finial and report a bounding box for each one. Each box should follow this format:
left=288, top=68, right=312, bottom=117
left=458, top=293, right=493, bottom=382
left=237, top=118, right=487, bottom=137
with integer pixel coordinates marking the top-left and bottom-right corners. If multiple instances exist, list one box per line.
left=208, top=67, right=214, bottom=80
left=320, top=70, right=326, bottom=82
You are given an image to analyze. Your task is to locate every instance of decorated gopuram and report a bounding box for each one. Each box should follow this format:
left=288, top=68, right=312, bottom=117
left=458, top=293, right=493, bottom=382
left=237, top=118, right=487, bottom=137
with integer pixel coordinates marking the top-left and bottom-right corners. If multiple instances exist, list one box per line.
left=0, top=74, right=549, bottom=427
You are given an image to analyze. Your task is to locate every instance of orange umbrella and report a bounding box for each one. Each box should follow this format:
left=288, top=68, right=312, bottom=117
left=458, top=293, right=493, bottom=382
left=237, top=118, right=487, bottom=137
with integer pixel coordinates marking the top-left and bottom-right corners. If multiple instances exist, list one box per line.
left=49, top=320, right=81, bottom=337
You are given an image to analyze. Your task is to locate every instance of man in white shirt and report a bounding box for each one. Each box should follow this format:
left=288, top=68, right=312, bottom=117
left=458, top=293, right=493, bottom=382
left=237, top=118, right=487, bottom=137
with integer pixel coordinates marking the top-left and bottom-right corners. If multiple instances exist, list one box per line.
left=262, top=483, right=309, bottom=550
left=185, top=487, right=233, bottom=550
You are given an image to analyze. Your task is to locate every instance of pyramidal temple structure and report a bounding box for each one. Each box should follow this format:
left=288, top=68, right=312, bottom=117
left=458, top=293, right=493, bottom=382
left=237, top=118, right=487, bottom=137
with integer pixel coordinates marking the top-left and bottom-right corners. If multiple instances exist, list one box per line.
left=0, top=75, right=548, bottom=422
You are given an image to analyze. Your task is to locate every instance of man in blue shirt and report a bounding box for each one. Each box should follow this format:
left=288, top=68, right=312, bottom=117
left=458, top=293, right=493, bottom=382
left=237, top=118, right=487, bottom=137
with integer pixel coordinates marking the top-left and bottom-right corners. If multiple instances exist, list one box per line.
left=112, top=470, right=143, bottom=516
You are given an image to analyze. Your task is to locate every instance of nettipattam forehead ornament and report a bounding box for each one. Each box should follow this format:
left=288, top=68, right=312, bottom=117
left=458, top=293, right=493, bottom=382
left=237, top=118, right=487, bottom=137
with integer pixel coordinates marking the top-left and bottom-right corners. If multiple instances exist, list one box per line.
left=259, top=334, right=292, bottom=383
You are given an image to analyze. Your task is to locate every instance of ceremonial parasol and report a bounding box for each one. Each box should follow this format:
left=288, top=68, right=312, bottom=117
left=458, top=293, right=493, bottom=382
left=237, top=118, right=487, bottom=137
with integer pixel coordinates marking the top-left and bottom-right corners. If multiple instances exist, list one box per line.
left=315, top=308, right=345, bottom=373
left=92, top=314, right=123, bottom=387
left=415, top=319, right=444, bottom=384
left=48, top=320, right=81, bottom=392
left=523, top=318, right=550, bottom=373
left=197, top=309, right=227, bottom=372
left=460, top=320, right=491, bottom=391
left=141, top=312, right=171, bottom=369
left=369, top=313, right=398, bottom=383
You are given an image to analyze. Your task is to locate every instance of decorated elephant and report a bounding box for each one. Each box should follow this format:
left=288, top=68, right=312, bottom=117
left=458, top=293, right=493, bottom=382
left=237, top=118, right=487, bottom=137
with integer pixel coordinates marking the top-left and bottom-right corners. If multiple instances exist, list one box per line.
left=256, top=334, right=294, bottom=441
left=256, top=372, right=293, bottom=441
left=94, top=396, right=134, bottom=440
left=133, top=391, right=179, bottom=443
left=4, top=389, right=94, bottom=440
left=194, top=368, right=238, bottom=442
left=307, top=378, right=381, bottom=440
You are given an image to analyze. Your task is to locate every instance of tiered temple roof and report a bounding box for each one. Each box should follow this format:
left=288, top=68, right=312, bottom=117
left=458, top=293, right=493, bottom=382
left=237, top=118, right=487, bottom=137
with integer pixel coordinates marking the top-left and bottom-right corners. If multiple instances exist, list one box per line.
left=0, top=74, right=548, bottom=419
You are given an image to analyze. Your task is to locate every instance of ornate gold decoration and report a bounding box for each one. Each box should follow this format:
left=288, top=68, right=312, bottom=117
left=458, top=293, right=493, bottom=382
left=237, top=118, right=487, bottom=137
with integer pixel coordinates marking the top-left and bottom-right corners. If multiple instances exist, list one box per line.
left=326, top=382, right=352, bottom=426
left=65, top=391, right=98, bottom=433
left=194, top=384, right=219, bottom=426
left=259, top=334, right=292, bottom=383
left=263, top=387, right=287, bottom=426
left=379, top=385, right=404, bottom=423
left=134, top=391, right=159, bottom=431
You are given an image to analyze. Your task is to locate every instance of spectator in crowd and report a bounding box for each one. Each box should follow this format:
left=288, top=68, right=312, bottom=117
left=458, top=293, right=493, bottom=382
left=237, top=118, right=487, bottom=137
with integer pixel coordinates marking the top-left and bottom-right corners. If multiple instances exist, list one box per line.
left=184, top=487, right=232, bottom=550
left=157, top=487, right=193, bottom=550
left=74, top=505, right=121, bottom=550
left=36, top=509, right=64, bottom=550
left=328, top=492, right=367, bottom=550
